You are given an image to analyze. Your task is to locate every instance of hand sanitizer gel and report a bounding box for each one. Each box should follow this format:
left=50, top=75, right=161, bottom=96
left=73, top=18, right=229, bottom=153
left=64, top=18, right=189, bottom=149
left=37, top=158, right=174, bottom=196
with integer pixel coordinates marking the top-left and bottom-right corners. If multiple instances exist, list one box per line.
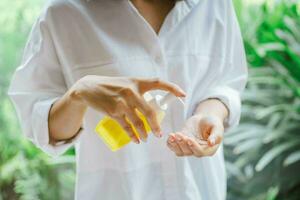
left=95, top=92, right=182, bottom=151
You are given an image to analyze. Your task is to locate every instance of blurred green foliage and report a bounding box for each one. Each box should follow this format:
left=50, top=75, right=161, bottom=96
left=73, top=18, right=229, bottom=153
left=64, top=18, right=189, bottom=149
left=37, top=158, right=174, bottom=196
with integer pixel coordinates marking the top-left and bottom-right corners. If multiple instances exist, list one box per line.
left=226, top=0, right=300, bottom=200
left=0, top=0, right=299, bottom=199
left=0, top=1, right=75, bottom=199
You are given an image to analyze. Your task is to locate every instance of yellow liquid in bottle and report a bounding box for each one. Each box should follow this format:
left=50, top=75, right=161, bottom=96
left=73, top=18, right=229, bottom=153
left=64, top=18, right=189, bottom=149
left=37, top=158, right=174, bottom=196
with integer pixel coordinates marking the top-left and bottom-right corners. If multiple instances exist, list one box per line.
left=95, top=110, right=165, bottom=151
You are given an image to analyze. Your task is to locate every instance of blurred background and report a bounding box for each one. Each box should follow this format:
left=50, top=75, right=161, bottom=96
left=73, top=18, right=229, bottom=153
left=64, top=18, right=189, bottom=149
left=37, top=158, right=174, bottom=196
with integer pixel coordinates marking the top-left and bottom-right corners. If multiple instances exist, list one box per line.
left=0, top=0, right=299, bottom=199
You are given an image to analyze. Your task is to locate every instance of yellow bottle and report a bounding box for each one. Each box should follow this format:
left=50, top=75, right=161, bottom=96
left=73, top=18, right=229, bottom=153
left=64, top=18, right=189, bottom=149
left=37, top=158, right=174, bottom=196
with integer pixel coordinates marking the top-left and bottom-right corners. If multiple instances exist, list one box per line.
left=95, top=93, right=179, bottom=151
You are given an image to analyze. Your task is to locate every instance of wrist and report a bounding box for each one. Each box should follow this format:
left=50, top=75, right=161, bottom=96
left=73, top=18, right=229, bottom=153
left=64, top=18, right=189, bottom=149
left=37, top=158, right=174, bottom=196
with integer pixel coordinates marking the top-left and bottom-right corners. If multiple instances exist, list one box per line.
left=67, top=81, right=87, bottom=108
left=195, top=99, right=228, bottom=123
left=193, top=112, right=225, bottom=124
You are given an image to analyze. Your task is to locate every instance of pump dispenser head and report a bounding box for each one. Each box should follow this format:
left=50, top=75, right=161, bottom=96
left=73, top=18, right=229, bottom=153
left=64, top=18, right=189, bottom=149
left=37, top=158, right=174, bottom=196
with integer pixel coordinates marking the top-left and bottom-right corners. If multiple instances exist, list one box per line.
left=159, top=93, right=184, bottom=109
left=147, top=92, right=184, bottom=111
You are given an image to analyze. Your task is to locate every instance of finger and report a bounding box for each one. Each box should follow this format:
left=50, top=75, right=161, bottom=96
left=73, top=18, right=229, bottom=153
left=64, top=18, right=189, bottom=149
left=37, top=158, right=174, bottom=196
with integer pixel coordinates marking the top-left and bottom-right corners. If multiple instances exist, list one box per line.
left=167, top=134, right=184, bottom=156
left=173, top=133, right=193, bottom=156
left=137, top=78, right=186, bottom=97
left=124, top=108, right=148, bottom=142
left=207, top=126, right=223, bottom=146
left=198, top=121, right=213, bottom=140
left=186, top=138, right=205, bottom=157
left=200, top=143, right=220, bottom=156
left=126, top=93, right=161, bottom=137
left=187, top=138, right=219, bottom=157
left=204, top=144, right=219, bottom=156
left=114, top=116, right=140, bottom=144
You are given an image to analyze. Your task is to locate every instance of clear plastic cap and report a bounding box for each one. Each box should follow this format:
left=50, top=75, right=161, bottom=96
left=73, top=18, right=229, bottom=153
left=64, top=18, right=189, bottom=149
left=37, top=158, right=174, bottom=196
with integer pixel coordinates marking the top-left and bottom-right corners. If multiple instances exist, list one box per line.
left=145, top=92, right=184, bottom=111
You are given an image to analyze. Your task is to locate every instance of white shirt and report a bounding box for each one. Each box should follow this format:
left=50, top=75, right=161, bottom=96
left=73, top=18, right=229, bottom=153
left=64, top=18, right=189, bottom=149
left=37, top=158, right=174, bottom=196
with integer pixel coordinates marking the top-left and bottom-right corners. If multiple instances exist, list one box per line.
left=8, top=0, right=247, bottom=199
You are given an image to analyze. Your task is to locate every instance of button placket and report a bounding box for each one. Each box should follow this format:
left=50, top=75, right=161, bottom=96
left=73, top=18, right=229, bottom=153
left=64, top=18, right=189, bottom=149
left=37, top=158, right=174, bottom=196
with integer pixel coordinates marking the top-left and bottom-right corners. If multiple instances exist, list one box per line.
left=150, top=40, right=167, bottom=78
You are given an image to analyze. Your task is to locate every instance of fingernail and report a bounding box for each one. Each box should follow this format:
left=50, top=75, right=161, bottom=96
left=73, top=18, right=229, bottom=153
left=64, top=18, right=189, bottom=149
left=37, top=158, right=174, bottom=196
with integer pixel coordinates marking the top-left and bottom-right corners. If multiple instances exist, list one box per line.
left=176, top=136, right=182, bottom=141
left=187, top=141, right=193, bottom=146
left=154, top=129, right=160, bottom=138
left=210, top=138, right=216, bottom=145
left=133, top=138, right=140, bottom=144
left=180, top=89, right=186, bottom=96
left=169, top=137, right=175, bottom=143
left=158, top=130, right=163, bottom=138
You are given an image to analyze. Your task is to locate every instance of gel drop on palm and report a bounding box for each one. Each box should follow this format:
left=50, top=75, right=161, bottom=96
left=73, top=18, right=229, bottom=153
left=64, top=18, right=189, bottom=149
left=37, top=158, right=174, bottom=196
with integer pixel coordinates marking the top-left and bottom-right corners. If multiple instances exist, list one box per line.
left=95, top=92, right=181, bottom=151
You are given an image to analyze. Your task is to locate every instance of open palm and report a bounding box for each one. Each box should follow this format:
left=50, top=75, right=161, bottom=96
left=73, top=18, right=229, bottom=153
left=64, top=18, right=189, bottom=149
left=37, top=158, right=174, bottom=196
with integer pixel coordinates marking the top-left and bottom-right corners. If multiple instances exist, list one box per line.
left=167, top=114, right=224, bottom=157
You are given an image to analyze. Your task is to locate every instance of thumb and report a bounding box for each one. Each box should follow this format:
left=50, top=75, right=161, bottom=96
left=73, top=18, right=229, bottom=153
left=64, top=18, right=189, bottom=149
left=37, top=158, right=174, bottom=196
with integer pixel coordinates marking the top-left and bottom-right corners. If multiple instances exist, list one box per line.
left=207, top=126, right=223, bottom=146
left=136, top=78, right=186, bottom=97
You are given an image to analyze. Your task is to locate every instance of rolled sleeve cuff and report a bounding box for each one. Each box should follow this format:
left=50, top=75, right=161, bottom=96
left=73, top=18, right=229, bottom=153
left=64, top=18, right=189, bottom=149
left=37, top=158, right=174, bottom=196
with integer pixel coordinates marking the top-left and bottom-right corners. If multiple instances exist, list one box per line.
left=194, top=86, right=241, bottom=130
left=31, top=97, right=82, bottom=157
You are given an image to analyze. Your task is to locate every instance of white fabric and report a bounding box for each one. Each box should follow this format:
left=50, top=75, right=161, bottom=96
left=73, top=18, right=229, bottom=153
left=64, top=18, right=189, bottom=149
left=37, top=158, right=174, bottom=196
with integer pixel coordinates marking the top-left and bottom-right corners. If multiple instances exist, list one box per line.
left=8, top=0, right=247, bottom=199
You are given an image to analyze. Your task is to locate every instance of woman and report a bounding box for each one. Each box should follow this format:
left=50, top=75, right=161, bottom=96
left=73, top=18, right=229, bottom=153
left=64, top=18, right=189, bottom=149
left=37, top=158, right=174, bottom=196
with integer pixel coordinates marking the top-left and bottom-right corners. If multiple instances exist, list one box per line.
left=9, top=0, right=247, bottom=199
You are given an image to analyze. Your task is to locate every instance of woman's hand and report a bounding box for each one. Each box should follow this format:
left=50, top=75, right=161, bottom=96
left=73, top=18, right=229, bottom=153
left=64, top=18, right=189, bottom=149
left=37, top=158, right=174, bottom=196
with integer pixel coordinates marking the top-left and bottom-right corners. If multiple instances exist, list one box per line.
left=167, top=99, right=228, bottom=157
left=70, top=76, right=185, bottom=143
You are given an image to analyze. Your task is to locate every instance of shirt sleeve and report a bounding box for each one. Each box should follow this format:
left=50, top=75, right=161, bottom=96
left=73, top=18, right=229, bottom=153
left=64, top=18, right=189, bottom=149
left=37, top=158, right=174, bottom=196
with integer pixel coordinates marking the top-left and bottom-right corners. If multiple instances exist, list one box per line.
left=190, top=0, right=248, bottom=130
left=8, top=11, right=80, bottom=157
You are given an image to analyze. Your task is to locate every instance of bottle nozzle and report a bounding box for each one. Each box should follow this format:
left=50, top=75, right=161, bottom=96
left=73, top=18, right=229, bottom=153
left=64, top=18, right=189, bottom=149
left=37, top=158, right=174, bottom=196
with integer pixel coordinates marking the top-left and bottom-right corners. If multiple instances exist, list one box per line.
left=145, top=92, right=185, bottom=111
left=158, top=93, right=173, bottom=107
left=158, top=93, right=184, bottom=109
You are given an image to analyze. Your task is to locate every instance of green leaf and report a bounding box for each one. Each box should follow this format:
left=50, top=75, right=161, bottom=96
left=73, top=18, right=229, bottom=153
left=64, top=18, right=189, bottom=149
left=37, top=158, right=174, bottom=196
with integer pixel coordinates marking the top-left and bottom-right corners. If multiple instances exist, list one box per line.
left=255, top=141, right=299, bottom=171
left=256, top=42, right=285, bottom=57
left=283, top=150, right=300, bottom=166
left=233, top=139, right=262, bottom=155
left=266, top=186, right=279, bottom=200
left=256, top=104, right=290, bottom=119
